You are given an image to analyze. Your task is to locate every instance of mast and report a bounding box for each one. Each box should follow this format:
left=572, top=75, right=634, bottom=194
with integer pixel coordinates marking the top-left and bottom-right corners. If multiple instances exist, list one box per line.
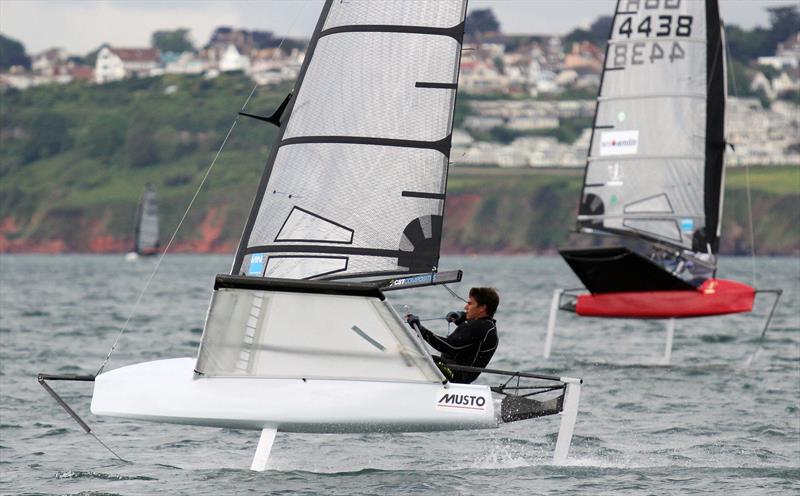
left=232, top=1, right=468, bottom=281
left=704, top=0, right=726, bottom=255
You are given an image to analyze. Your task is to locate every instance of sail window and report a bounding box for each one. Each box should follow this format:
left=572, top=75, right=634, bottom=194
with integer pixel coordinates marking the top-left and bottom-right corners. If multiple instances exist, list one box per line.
left=275, top=206, right=354, bottom=244
left=195, top=288, right=443, bottom=383
left=623, top=219, right=682, bottom=242
left=264, top=255, right=348, bottom=280
left=624, top=193, right=674, bottom=213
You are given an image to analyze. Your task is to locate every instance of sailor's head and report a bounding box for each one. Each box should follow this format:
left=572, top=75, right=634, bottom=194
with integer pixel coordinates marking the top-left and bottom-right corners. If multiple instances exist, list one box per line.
left=465, top=287, right=499, bottom=320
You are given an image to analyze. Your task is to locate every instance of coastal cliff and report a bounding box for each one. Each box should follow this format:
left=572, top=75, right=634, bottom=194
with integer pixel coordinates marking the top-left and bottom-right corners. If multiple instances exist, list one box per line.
left=1, top=167, right=797, bottom=256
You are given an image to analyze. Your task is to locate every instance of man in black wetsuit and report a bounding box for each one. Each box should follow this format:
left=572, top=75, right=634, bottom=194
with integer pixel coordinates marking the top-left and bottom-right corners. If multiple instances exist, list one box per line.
left=405, top=287, right=499, bottom=384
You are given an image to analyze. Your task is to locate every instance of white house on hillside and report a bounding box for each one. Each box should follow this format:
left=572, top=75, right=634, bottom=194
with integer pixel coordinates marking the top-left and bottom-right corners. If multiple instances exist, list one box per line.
left=95, top=46, right=160, bottom=83
left=219, top=44, right=250, bottom=72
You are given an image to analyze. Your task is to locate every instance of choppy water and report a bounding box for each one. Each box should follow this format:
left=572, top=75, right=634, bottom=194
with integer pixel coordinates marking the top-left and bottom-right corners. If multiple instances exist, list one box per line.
left=1, top=254, right=798, bottom=495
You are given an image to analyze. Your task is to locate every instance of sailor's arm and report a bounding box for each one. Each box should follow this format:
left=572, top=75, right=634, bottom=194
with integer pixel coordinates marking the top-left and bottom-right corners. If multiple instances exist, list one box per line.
left=405, top=314, right=463, bottom=355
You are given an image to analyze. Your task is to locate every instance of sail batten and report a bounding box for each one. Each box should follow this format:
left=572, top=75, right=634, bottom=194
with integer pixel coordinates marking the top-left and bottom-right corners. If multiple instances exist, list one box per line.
left=233, top=0, right=468, bottom=281
left=577, top=0, right=725, bottom=255
left=319, top=22, right=465, bottom=40
left=588, top=154, right=705, bottom=161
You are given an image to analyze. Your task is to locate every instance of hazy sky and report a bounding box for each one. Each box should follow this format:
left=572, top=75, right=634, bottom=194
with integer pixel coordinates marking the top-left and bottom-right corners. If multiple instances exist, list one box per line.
left=1, top=0, right=796, bottom=55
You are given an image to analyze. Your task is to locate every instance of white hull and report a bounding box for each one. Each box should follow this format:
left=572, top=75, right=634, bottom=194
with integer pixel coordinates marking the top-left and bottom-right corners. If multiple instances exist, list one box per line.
left=91, top=358, right=501, bottom=433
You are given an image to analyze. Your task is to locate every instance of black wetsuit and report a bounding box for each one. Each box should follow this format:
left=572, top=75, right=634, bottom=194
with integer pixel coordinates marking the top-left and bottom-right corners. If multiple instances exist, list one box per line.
left=416, top=316, right=498, bottom=384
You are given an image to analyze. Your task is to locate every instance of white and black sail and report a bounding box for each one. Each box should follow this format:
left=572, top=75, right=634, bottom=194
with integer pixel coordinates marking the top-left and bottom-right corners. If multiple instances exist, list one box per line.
left=133, top=183, right=160, bottom=255
left=232, top=0, right=468, bottom=281
left=197, top=0, right=469, bottom=382
left=576, top=0, right=726, bottom=257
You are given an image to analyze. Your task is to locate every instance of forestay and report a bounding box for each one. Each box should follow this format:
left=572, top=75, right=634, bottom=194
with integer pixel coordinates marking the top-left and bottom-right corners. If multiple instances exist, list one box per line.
left=233, top=0, right=468, bottom=280
left=135, top=183, right=159, bottom=254
left=577, top=0, right=725, bottom=255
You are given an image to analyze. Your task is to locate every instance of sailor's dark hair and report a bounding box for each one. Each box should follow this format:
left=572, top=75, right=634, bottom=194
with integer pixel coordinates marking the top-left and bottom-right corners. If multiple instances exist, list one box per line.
left=469, top=287, right=499, bottom=316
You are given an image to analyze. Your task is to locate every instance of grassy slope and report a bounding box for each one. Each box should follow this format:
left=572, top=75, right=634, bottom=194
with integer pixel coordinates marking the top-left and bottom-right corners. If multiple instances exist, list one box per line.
left=444, top=167, right=800, bottom=255
left=1, top=76, right=797, bottom=254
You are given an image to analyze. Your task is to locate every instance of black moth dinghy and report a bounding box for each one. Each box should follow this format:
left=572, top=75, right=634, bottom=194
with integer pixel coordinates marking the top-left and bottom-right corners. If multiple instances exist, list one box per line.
left=544, top=0, right=782, bottom=363
left=41, top=0, right=582, bottom=470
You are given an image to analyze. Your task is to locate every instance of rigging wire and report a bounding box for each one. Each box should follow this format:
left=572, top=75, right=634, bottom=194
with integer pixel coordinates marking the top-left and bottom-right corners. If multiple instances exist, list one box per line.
left=90, top=432, right=128, bottom=462
left=95, top=6, right=308, bottom=376
left=96, top=108, right=245, bottom=376
left=442, top=283, right=467, bottom=303
left=722, top=24, right=758, bottom=286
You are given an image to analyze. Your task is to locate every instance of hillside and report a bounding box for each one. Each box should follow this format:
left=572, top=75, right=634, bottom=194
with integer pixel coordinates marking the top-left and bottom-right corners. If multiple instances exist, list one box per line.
left=1, top=76, right=798, bottom=255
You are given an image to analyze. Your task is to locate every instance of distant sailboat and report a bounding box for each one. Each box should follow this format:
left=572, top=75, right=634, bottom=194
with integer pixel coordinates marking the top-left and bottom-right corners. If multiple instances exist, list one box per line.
left=41, top=0, right=582, bottom=470
left=124, top=183, right=159, bottom=260
left=544, top=0, right=781, bottom=362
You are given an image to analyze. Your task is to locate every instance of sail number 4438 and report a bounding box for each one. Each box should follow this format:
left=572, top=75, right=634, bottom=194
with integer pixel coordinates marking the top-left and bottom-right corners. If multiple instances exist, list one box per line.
left=612, top=13, right=694, bottom=67
left=611, top=0, right=695, bottom=67
left=618, top=15, right=693, bottom=39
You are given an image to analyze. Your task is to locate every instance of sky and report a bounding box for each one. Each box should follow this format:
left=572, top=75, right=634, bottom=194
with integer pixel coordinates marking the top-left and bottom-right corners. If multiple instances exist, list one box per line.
left=1, top=0, right=797, bottom=55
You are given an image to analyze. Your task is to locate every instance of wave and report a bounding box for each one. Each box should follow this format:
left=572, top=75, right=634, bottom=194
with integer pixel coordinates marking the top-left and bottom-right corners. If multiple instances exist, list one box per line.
left=54, top=470, right=156, bottom=481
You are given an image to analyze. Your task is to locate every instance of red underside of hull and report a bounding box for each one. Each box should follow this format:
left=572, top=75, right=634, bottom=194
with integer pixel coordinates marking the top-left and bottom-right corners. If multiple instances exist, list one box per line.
left=575, top=279, right=756, bottom=318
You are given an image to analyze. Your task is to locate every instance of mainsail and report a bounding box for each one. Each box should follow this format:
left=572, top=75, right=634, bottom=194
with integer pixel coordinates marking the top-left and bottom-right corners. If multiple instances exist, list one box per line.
left=196, top=0, right=468, bottom=382
left=232, top=0, right=468, bottom=281
left=576, top=0, right=726, bottom=257
left=134, top=183, right=159, bottom=255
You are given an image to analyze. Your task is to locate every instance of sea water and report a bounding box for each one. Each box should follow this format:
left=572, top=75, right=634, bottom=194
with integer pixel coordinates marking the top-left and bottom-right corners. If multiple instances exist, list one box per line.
left=1, top=254, right=798, bottom=495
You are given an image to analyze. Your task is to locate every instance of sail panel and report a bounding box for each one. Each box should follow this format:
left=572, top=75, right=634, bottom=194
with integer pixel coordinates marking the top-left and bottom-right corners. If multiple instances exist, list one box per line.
left=592, top=96, right=706, bottom=159
left=322, top=0, right=463, bottom=30
left=235, top=0, right=467, bottom=279
left=578, top=0, right=723, bottom=253
left=284, top=32, right=459, bottom=142
left=245, top=143, right=446, bottom=273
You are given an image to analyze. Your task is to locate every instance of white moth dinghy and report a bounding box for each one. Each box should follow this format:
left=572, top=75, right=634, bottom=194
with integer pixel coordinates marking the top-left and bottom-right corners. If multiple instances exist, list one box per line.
left=124, top=182, right=160, bottom=261
left=40, top=0, right=582, bottom=470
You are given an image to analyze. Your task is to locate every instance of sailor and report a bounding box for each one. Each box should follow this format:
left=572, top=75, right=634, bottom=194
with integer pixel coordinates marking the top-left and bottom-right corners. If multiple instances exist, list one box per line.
left=405, top=287, right=499, bottom=384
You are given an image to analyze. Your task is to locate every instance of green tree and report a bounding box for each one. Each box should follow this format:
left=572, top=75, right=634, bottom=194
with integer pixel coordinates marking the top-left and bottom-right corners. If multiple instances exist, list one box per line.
left=82, top=47, right=101, bottom=67
left=765, top=6, right=800, bottom=53
left=0, top=34, right=30, bottom=69
left=151, top=29, right=194, bottom=53
left=125, top=125, right=157, bottom=167
left=84, top=114, right=127, bottom=160
left=564, top=16, right=613, bottom=49
left=465, top=9, right=500, bottom=38
left=726, top=5, right=799, bottom=63
left=726, top=25, right=769, bottom=63
left=21, top=113, right=73, bottom=163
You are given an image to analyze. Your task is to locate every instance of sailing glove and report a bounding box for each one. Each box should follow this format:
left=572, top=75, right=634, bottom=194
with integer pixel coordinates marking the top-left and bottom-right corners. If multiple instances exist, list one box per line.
left=405, top=314, right=421, bottom=328
left=446, top=311, right=466, bottom=324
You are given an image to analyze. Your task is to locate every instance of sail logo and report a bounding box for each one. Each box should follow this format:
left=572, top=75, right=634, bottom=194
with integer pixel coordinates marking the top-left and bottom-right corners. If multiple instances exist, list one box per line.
left=247, top=254, right=266, bottom=276
left=389, top=274, right=433, bottom=287
left=435, top=390, right=488, bottom=414
left=606, top=162, right=624, bottom=186
left=599, top=130, right=639, bottom=156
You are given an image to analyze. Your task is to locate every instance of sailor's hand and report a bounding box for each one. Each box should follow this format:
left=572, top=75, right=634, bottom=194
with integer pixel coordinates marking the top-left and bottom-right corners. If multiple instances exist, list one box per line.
left=446, top=310, right=466, bottom=324
left=405, top=314, right=421, bottom=328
